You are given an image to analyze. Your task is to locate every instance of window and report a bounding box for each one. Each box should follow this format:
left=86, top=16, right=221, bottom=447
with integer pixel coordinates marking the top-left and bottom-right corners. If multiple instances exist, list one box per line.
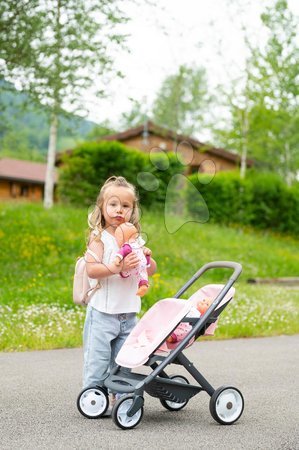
left=10, top=182, right=18, bottom=198
left=20, top=185, right=29, bottom=197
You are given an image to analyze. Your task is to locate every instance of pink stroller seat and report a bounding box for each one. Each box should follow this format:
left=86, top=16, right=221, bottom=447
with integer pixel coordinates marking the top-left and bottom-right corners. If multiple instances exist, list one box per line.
left=115, top=284, right=235, bottom=369
left=188, top=283, right=235, bottom=336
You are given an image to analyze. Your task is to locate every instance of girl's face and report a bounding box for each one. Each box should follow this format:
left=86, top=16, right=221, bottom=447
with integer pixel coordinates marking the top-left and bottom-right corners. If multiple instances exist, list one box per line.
left=102, top=186, right=135, bottom=229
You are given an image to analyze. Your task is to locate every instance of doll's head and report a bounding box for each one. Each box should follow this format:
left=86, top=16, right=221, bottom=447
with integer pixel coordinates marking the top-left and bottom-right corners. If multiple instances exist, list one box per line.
left=196, top=297, right=213, bottom=315
left=115, top=222, right=139, bottom=247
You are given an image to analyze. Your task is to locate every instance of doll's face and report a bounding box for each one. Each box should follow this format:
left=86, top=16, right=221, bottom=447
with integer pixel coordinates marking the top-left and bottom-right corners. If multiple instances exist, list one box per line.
left=201, top=298, right=211, bottom=306
left=115, top=222, right=138, bottom=246
left=197, top=297, right=212, bottom=314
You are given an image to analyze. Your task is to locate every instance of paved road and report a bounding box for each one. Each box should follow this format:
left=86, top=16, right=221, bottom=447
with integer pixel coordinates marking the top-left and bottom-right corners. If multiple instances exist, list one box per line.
left=0, top=336, right=298, bottom=450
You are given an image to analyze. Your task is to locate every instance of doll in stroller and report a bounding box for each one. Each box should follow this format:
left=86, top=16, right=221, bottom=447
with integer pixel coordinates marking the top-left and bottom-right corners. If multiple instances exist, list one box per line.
left=77, top=261, right=245, bottom=430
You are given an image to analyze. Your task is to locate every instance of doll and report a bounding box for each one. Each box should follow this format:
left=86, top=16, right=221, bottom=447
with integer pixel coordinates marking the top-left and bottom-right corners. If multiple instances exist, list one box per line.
left=114, top=222, right=150, bottom=297
left=166, top=306, right=199, bottom=344
left=196, top=297, right=213, bottom=315
left=166, top=322, right=192, bottom=343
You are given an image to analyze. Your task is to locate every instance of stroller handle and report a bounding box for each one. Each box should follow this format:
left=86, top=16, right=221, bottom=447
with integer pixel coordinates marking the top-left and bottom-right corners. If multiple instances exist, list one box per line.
left=174, top=261, right=242, bottom=298
left=195, top=261, right=242, bottom=279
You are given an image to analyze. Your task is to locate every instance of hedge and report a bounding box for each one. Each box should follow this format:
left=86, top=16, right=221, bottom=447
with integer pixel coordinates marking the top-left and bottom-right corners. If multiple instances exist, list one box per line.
left=57, top=140, right=183, bottom=208
left=187, top=170, right=299, bottom=236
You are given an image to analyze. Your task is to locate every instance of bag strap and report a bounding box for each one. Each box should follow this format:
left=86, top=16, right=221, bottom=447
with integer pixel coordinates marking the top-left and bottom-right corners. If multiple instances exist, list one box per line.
left=85, top=248, right=101, bottom=263
left=82, top=249, right=101, bottom=304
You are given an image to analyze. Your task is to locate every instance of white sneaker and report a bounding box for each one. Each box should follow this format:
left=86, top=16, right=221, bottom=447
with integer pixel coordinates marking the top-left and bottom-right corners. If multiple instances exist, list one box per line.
left=115, top=393, right=126, bottom=401
left=103, top=406, right=112, bottom=417
left=102, top=394, right=116, bottom=417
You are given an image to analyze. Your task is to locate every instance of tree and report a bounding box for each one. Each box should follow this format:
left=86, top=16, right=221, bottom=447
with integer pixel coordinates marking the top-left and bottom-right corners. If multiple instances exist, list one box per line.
left=151, top=65, right=212, bottom=137
left=86, top=121, right=116, bottom=141
left=0, top=0, right=129, bottom=207
left=119, top=97, right=147, bottom=130
left=213, top=63, right=253, bottom=179
left=247, top=0, right=299, bottom=184
left=214, top=0, right=299, bottom=183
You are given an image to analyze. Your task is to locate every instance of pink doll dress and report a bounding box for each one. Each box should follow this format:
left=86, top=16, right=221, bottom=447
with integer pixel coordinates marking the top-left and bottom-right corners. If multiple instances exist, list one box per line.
left=117, top=237, right=149, bottom=288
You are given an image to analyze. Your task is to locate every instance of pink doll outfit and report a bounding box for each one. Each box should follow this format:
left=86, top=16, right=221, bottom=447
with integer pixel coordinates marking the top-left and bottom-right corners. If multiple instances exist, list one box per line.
left=116, top=236, right=150, bottom=290
left=166, top=322, right=193, bottom=343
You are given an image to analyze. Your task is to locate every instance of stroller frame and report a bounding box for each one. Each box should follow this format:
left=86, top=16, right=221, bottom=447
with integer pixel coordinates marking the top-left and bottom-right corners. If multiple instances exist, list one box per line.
left=78, top=261, right=244, bottom=429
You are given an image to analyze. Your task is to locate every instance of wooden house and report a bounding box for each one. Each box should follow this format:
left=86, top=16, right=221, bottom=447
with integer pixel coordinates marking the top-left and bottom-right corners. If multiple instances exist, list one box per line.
left=0, top=158, right=57, bottom=201
left=100, top=121, right=254, bottom=174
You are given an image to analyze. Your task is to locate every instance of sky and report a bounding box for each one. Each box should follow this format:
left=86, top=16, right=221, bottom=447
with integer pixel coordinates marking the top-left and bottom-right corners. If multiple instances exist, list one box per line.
left=86, top=0, right=299, bottom=135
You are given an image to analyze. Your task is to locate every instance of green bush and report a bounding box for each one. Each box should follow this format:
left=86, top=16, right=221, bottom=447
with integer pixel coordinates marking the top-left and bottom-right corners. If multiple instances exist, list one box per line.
left=187, top=171, right=251, bottom=225
left=187, top=170, right=299, bottom=235
left=58, top=141, right=183, bottom=208
left=245, top=172, right=286, bottom=230
left=281, top=182, right=299, bottom=234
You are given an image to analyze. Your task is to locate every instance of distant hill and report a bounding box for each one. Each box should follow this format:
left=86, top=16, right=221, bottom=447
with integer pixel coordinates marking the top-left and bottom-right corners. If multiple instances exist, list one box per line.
left=0, top=80, right=96, bottom=162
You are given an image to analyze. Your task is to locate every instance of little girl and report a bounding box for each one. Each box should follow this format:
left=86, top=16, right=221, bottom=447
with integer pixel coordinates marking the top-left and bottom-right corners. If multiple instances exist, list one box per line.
left=83, top=176, right=157, bottom=395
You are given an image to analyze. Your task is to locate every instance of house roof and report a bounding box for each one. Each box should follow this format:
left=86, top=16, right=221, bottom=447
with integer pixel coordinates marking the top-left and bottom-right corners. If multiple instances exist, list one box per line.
left=101, top=121, right=254, bottom=166
left=0, top=158, right=57, bottom=184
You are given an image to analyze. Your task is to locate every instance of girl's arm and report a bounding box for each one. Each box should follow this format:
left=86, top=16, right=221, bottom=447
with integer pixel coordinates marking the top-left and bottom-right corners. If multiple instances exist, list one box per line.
left=85, top=239, right=118, bottom=278
left=147, top=257, right=157, bottom=276
left=143, top=246, right=157, bottom=276
left=86, top=239, right=140, bottom=279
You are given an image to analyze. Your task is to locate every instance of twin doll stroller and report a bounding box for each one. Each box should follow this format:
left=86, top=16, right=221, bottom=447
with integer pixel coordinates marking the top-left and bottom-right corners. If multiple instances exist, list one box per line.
left=77, top=261, right=244, bottom=430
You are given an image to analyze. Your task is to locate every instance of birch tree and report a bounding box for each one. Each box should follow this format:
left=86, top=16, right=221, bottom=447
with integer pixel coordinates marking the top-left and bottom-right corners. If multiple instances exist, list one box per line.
left=152, top=65, right=212, bottom=137
left=247, top=0, right=299, bottom=183
left=0, top=0, right=129, bottom=207
left=214, top=0, right=299, bottom=182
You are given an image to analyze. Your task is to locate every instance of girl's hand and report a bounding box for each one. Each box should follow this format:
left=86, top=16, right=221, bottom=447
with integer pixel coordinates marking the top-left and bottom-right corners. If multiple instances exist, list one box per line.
left=121, top=252, right=139, bottom=271
left=143, top=247, right=152, bottom=256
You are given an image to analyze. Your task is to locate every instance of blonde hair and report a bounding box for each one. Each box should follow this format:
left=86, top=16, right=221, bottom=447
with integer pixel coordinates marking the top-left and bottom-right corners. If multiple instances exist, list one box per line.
left=88, top=176, right=140, bottom=241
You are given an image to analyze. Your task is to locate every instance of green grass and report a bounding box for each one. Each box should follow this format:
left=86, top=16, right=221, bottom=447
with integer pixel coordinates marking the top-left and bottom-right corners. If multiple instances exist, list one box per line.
left=0, top=202, right=298, bottom=351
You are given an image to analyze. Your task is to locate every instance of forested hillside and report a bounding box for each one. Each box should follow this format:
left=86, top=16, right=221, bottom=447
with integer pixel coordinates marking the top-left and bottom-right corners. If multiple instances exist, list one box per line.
left=0, top=81, right=96, bottom=161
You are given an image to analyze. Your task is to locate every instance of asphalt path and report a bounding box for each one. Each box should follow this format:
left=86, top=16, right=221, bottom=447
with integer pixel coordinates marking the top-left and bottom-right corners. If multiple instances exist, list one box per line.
left=0, top=335, right=298, bottom=450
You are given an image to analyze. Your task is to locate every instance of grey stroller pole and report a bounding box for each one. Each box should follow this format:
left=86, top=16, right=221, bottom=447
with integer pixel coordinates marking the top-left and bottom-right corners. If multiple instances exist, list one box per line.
left=174, top=261, right=242, bottom=298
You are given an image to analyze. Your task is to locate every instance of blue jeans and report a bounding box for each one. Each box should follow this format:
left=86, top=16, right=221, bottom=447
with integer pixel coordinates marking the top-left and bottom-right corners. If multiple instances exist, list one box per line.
left=83, top=306, right=137, bottom=389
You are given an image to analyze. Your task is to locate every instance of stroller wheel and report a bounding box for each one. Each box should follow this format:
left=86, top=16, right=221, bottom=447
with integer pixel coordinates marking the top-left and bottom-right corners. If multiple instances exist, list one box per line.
left=160, top=375, right=190, bottom=411
left=209, top=385, right=244, bottom=425
left=112, top=395, right=143, bottom=430
left=77, top=386, right=109, bottom=418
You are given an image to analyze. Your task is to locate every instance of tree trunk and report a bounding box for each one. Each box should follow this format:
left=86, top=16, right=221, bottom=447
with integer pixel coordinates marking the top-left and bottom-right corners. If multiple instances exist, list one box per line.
left=240, top=142, right=248, bottom=179
left=240, top=108, right=249, bottom=179
left=44, top=113, right=58, bottom=209
left=284, top=142, right=292, bottom=186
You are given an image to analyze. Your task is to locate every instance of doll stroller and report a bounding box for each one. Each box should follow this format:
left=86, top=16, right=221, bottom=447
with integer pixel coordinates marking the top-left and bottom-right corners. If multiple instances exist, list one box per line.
left=77, top=261, right=244, bottom=430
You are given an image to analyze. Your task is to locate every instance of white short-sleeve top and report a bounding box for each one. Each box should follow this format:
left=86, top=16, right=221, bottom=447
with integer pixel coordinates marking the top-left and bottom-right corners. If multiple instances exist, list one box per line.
left=89, top=230, right=141, bottom=314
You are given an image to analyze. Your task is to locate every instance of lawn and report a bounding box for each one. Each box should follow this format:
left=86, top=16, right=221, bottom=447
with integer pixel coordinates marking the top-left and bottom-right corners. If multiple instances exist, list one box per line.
left=0, top=202, right=298, bottom=351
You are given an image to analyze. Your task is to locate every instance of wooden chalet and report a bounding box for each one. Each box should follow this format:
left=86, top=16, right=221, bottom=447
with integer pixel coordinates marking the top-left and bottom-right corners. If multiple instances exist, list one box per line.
left=99, top=121, right=254, bottom=174
left=0, top=158, right=57, bottom=201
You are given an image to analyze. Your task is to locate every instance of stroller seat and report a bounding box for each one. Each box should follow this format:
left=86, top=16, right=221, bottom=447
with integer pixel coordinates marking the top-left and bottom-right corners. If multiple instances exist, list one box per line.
left=116, top=284, right=235, bottom=369
left=116, top=297, right=191, bottom=368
